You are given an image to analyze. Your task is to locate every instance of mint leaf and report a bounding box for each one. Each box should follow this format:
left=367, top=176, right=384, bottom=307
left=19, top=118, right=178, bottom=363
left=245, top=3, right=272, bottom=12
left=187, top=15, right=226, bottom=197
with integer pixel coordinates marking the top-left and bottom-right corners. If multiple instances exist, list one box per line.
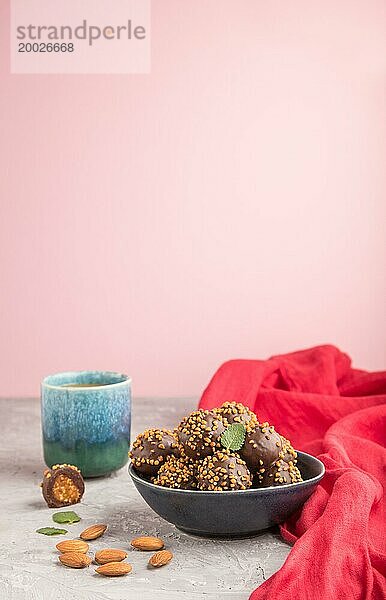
left=221, top=423, right=246, bottom=451
left=52, top=511, right=80, bottom=524
left=36, top=527, right=68, bottom=536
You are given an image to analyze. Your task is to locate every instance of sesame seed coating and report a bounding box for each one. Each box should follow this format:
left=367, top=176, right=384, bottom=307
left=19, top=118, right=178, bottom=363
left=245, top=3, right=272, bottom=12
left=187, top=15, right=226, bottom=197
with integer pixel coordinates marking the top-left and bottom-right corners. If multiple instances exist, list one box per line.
left=197, top=450, right=252, bottom=491
left=214, top=402, right=258, bottom=432
left=131, top=408, right=302, bottom=491
left=129, top=428, right=180, bottom=477
left=279, top=436, right=298, bottom=464
left=152, top=455, right=197, bottom=489
left=259, top=459, right=303, bottom=487
left=177, top=410, right=225, bottom=460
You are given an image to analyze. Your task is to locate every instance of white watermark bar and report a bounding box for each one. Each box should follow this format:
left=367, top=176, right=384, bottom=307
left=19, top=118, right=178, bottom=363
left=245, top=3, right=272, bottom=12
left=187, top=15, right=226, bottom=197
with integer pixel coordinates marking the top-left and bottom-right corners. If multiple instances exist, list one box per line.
left=11, top=0, right=151, bottom=74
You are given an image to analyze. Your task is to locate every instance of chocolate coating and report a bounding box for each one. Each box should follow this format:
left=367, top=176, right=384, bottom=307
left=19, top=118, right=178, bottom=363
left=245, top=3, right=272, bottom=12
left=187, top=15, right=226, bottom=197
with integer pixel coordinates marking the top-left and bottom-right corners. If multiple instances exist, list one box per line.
left=41, top=464, right=84, bottom=508
left=152, top=455, right=197, bottom=489
left=239, top=422, right=283, bottom=472
left=129, top=428, right=180, bottom=477
left=177, top=410, right=225, bottom=460
left=259, top=459, right=303, bottom=487
left=214, top=402, right=258, bottom=431
left=197, top=450, right=252, bottom=491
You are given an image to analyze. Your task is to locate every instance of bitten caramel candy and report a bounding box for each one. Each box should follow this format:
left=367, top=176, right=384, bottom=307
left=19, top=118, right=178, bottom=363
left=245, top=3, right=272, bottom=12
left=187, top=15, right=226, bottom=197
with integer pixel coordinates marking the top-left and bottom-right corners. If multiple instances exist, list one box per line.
left=41, top=464, right=84, bottom=508
left=129, top=429, right=180, bottom=477
left=177, top=409, right=225, bottom=460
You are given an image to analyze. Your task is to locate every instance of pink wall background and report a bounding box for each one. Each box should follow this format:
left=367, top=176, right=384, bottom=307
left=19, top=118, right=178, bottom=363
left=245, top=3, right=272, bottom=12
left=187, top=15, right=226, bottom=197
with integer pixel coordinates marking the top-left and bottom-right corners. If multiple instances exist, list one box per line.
left=1, top=1, right=385, bottom=398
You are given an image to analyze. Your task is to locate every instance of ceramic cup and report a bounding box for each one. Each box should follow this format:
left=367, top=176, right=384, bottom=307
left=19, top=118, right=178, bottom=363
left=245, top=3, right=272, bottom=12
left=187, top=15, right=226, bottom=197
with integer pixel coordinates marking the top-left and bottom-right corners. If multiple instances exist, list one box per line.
left=41, top=371, right=131, bottom=478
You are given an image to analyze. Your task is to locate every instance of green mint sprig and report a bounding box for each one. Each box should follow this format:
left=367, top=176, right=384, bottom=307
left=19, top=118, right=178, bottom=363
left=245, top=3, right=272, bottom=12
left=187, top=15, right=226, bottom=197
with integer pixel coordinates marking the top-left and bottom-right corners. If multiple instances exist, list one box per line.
left=220, top=423, right=246, bottom=451
left=52, top=511, right=80, bottom=524
left=36, top=527, right=68, bottom=536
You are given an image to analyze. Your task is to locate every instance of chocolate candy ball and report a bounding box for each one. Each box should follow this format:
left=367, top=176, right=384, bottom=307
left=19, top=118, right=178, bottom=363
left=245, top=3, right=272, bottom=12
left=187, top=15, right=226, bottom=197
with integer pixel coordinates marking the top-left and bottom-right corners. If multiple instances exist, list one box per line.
left=280, top=436, right=298, bottom=464
left=41, top=464, right=84, bottom=508
left=259, top=459, right=303, bottom=487
left=177, top=409, right=225, bottom=460
left=129, top=428, right=180, bottom=477
left=197, top=450, right=252, bottom=491
left=214, top=402, right=258, bottom=431
left=152, top=455, right=197, bottom=489
left=239, top=422, right=283, bottom=472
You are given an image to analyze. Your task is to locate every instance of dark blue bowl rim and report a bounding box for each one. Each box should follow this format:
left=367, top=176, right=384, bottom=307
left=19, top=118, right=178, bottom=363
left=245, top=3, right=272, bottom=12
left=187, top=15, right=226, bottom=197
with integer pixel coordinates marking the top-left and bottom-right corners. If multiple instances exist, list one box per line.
left=129, top=450, right=325, bottom=495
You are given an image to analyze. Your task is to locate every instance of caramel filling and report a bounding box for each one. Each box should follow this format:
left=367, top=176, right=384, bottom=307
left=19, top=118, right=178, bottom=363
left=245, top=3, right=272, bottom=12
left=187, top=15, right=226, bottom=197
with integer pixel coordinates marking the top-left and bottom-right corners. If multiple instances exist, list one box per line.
left=52, top=475, right=80, bottom=503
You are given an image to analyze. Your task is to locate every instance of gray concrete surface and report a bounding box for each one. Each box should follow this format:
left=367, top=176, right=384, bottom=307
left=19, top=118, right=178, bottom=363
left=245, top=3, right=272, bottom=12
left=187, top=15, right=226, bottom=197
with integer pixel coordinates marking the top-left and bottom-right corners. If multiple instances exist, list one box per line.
left=0, top=397, right=290, bottom=599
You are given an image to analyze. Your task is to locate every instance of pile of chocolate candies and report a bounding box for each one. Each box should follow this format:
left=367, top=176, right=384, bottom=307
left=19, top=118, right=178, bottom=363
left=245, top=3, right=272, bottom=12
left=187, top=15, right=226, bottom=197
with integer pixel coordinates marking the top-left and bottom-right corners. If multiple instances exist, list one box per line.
left=129, top=402, right=302, bottom=491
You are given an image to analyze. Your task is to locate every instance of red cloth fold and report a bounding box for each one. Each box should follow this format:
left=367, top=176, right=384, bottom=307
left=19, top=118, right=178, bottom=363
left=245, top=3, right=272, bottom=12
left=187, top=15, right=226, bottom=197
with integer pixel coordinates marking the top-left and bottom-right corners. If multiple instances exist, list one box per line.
left=199, top=345, right=386, bottom=600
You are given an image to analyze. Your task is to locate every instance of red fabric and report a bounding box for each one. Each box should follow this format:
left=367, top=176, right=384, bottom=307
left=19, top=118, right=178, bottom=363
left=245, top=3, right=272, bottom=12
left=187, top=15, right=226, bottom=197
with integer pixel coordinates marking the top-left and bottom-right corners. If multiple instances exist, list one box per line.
left=199, top=345, right=386, bottom=600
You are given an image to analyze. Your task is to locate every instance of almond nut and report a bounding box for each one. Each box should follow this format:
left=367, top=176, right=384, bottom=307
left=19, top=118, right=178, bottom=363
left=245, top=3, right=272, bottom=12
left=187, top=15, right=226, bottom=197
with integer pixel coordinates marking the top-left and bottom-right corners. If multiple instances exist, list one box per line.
left=149, top=550, right=173, bottom=567
left=59, top=552, right=92, bottom=568
left=95, top=562, right=132, bottom=577
left=95, top=549, right=128, bottom=564
left=131, top=536, right=164, bottom=551
left=56, top=540, right=89, bottom=554
left=80, top=524, right=107, bottom=541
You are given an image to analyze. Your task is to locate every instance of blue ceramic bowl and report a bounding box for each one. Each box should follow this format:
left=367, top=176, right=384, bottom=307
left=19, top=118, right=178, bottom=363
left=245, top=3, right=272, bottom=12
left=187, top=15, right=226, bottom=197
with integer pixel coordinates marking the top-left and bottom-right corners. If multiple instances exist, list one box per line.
left=129, top=451, right=324, bottom=537
left=41, top=370, right=131, bottom=478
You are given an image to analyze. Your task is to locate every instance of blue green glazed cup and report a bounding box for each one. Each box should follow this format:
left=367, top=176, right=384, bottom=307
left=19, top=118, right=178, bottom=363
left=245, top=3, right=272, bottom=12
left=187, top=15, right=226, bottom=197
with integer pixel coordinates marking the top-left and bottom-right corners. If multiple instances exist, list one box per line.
left=41, top=371, right=131, bottom=478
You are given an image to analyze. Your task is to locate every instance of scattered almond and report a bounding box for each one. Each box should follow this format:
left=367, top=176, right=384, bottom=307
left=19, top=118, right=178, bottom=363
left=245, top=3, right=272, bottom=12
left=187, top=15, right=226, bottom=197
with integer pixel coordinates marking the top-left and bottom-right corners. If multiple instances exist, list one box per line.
left=80, top=524, right=107, bottom=541
left=59, top=552, right=92, bottom=568
left=95, top=549, right=128, bottom=565
left=148, top=550, right=173, bottom=567
left=131, top=536, right=164, bottom=551
left=95, top=562, right=132, bottom=577
left=56, top=540, right=89, bottom=554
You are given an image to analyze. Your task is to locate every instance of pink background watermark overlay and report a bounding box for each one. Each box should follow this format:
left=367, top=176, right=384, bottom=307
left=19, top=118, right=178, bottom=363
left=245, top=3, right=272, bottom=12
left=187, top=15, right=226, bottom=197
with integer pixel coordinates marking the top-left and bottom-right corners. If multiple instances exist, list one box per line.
left=1, top=1, right=385, bottom=397
left=11, top=0, right=150, bottom=73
